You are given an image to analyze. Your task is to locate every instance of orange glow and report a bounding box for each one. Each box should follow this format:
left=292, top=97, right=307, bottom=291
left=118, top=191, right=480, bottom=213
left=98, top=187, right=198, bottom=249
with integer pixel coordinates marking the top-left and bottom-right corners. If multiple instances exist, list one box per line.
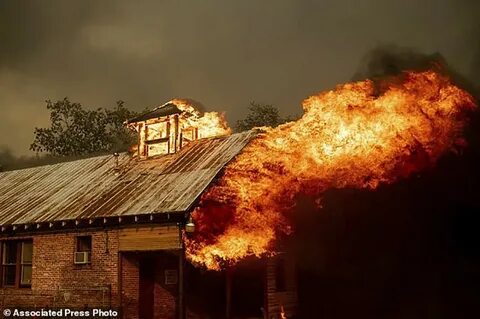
left=171, top=98, right=232, bottom=139
left=129, top=98, right=231, bottom=158
left=185, top=70, right=476, bottom=270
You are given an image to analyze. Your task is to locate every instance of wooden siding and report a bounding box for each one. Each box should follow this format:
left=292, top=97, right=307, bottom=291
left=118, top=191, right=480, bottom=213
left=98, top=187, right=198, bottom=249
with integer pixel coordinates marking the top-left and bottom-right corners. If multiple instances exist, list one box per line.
left=265, top=254, right=298, bottom=319
left=118, top=225, right=181, bottom=251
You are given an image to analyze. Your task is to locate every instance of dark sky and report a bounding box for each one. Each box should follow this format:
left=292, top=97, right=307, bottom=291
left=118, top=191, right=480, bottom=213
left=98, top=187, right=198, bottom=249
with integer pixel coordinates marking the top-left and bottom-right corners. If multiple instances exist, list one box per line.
left=1, top=0, right=479, bottom=155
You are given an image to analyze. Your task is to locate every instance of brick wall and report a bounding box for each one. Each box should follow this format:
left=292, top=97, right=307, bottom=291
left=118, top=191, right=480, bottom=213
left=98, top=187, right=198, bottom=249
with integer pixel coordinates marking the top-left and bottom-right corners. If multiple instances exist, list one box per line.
left=0, top=230, right=119, bottom=310
left=153, top=253, right=178, bottom=319
left=120, top=253, right=139, bottom=319
left=120, top=252, right=180, bottom=319
left=0, top=228, right=182, bottom=319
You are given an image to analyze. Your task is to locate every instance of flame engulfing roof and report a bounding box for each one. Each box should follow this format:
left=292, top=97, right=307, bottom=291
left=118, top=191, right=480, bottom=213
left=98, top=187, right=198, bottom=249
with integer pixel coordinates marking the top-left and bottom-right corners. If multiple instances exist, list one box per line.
left=0, top=131, right=256, bottom=228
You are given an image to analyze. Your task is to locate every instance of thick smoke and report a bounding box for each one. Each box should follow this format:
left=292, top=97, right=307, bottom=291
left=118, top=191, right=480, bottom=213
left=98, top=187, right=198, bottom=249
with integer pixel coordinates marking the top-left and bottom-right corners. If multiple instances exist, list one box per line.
left=351, top=44, right=480, bottom=158
left=353, top=45, right=480, bottom=100
left=0, top=147, right=15, bottom=171
left=1, top=0, right=479, bottom=156
left=292, top=41, right=480, bottom=319
left=352, top=46, right=445, bottom=80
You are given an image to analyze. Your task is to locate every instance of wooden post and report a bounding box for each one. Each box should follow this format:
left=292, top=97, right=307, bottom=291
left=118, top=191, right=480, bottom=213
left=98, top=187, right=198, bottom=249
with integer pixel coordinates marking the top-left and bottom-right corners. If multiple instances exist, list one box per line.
left=226, top=268, right=232, bottom=319
left=174, top=115, right=179, bottom=152
left=166, top=118, right=171, bottom=154
left=137, top=123, right=143, bottom=158
left=144, top=124, right=149, bottom=157
left=118, top=252, right=123, bottom=316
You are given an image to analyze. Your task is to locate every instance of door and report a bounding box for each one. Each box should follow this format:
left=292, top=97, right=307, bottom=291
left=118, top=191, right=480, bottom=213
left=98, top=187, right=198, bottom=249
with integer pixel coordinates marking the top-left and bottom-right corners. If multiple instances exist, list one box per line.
left=231, top=258, right=265, bottom=318
left=139, top=257, right=155, bottom=319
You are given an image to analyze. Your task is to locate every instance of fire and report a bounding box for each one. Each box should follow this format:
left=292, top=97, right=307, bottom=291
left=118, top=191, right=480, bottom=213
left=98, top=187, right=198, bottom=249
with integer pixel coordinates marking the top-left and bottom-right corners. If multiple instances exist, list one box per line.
left=127, top=98, right=231, bottom=157
left=171, top=98, right=231, bottom=138
left=185, top=70, right=476, bottom=270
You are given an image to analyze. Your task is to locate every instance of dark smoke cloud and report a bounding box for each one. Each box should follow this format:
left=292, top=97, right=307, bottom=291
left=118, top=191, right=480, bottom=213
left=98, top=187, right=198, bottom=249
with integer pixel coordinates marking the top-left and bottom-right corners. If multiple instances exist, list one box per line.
left=352, top=46, right=444, bottom=80
left=468, top=31, right=480, bottom=91
left=352, top=45, right=480, bottom=101
left=1, top=0, right=479, bottom=155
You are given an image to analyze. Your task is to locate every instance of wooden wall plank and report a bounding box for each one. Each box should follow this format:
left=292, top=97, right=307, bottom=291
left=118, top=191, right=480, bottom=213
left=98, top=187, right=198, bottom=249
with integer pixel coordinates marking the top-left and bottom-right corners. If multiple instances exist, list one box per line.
left=265, top=254, right=298, bottom=318
left=118, top=225, right=181, bottom=251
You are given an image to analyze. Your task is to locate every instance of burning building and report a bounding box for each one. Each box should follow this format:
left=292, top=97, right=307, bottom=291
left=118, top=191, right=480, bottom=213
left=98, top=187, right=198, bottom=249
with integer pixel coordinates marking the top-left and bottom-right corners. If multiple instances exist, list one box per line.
left=186, top=70, right=475, bottom=270
left=0, top=99, right=296, bottom=319
left=0, top=70, right=476, bottom=319
left=126, top=99, right=232, bottom=158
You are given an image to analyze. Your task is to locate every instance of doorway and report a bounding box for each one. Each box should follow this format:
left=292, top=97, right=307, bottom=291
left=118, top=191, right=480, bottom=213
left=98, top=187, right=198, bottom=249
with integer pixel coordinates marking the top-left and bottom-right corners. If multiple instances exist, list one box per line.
left=139, top=257, right=155, bottom=319
left=184, top=257, right=266, bottom=318
left=230, top=258, right=265, bottom=318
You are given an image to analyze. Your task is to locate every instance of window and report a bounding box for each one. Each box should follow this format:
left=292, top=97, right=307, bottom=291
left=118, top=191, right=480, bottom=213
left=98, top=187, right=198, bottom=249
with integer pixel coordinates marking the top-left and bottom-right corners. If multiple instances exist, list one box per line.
left=75, top=236, right=92, bottom=264
left=274, top=257, right=286, bottom=292
left=2, top=241, right=17, bottom=286
left=21, top=241, right=33, bottom=286
left=144, top=121, right=170, bottom=157
left=1, top=240, right=33, bottom=288
left=76, top=236, right=92, bottom=252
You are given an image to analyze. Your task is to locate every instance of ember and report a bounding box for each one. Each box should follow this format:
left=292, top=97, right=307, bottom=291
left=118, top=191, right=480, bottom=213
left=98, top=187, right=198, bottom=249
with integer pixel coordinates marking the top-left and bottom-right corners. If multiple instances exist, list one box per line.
left=185, top=70, right=476, bottom=270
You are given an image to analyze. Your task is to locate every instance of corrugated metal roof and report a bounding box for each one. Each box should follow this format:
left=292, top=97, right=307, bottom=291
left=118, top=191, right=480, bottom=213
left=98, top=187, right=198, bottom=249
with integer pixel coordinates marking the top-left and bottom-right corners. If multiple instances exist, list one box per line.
left=0, top=131, right=257, bottom=227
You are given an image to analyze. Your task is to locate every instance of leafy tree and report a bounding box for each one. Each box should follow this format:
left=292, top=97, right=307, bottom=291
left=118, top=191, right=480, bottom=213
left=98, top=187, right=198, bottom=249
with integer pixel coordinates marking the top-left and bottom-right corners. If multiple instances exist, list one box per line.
left=30, top=98, right=137, bottom=156
left=235, top=101, right=294, bottom=132
left=104, top=100, right=139, bottom=153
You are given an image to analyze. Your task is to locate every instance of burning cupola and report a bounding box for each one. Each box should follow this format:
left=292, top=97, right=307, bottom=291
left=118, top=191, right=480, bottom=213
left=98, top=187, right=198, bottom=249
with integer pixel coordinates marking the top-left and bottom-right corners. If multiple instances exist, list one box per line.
left=126, top=99, right=231, bottom=159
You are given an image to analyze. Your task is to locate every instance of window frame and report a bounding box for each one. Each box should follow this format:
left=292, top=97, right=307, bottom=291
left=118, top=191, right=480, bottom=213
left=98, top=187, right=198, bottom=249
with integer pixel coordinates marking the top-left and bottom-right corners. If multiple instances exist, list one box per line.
left=144, top=120, right=171, bottom=157
left=20, top=241, right=33, bottom=286
left=0, top=239, right=33, bottom=288
left=75, top=235, right=92, bottom=265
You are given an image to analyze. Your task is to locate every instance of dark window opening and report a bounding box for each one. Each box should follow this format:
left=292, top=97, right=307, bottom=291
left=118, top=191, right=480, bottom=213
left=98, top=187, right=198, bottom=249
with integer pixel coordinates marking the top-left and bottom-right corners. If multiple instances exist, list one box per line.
left=1, top=240, right=33, bottom=288
left=76, top=236, right=92, bottom=252
left=75, top=236, right=92, bottom=264
left=275, top=257, right=286, bottom=292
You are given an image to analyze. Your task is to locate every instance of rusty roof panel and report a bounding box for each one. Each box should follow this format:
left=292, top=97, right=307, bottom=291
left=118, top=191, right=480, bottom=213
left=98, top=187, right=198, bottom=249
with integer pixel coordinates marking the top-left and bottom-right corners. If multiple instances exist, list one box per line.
left=0, top=131, right=256, bottom=226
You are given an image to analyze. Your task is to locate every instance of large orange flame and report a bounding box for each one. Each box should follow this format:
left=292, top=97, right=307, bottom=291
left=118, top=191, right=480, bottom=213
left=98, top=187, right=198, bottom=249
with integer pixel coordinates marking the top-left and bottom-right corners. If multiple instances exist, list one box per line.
left=185, top=70, right=476, bottom=270
left=171, top=98, right=232, bottom=138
